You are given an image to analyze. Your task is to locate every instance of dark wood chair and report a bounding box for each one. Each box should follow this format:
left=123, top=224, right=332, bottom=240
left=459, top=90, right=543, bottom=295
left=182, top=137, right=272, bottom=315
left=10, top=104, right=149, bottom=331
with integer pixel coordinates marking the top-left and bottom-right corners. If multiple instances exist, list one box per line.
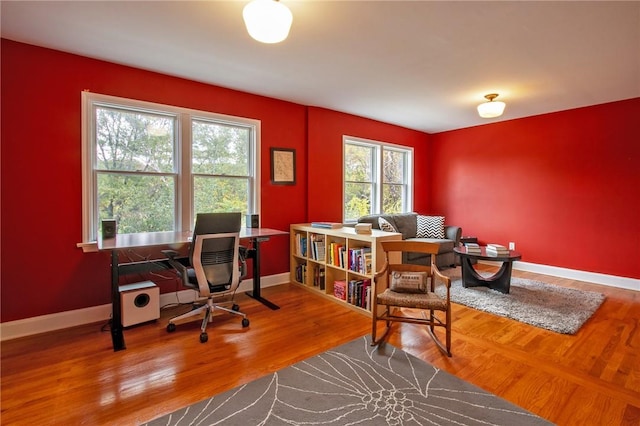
left=372, top=240, right=452, bottom=356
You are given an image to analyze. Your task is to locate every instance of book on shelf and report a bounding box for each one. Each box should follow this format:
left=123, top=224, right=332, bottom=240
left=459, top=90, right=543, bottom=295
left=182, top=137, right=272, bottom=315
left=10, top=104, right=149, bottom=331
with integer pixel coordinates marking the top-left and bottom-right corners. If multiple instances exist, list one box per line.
left=347, top=280, right=360, bottom=305
left=315, top=241, right=325, bottom=261
left=313, top=266, right=325, bottom=289
left=311, top=222, right=342, bottom=229
left=363, top=252, right=372, bottom=275
left=361, top=279, right=371, bottom=309
left=335, top=281, right=346, bottom=300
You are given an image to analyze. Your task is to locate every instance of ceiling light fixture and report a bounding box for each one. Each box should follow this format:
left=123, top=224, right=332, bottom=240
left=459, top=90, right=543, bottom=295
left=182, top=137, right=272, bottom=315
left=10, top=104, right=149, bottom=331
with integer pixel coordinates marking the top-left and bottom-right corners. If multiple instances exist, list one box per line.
left=243, top=0, right=292, bottom=44
left=477, top=93, right=506, bottom=118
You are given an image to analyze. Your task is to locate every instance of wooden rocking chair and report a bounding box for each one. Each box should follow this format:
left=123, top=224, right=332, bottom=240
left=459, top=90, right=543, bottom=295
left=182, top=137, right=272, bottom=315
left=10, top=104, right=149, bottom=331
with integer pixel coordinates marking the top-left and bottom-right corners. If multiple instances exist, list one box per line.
left=371, top=240, right=452, bottom=356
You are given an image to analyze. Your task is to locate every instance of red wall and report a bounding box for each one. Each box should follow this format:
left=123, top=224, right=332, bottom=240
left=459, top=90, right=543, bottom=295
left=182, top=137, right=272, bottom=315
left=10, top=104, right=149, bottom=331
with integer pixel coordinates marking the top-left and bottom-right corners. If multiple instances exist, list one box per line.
left=307, top=107, right=431, bottom=221
left=3, top=39, right=637, bottom=323
left=430, top=98, right=640, bottom=279
left=1, top=40, right=308, bottom=322
left=1, top=40, right=432, bottom=322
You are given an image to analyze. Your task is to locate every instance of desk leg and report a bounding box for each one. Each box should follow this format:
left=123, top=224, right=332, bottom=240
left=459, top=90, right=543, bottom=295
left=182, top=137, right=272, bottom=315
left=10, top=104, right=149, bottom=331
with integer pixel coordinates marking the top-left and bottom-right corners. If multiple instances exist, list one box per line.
left=245, top=237, right=280, bottom=310
left=110, top=250, right=126, bottom=351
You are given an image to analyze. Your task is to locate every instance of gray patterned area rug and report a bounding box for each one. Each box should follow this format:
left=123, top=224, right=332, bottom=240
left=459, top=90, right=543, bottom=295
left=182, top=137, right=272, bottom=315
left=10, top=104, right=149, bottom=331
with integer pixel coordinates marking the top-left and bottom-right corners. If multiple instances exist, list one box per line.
left=144, top=336, right=551, bottom=425
left=439, top=267, right=605, bottom=334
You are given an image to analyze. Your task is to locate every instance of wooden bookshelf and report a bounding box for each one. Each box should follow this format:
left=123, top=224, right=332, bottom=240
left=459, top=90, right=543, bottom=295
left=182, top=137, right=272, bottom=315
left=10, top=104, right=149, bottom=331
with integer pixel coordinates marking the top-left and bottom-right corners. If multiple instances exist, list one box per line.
left=290, top=223, right=401, bottom=315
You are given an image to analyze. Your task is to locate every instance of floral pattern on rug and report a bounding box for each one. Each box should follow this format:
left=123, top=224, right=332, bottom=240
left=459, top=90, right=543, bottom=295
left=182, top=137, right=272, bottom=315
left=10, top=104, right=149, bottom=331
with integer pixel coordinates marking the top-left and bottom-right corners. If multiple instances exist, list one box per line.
left=145, top=336, right=551, bottom=425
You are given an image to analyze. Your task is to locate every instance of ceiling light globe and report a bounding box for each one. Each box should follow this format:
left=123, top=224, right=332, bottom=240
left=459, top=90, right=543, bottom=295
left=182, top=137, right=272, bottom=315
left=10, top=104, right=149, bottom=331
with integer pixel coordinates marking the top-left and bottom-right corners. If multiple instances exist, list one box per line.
left=243, top=0, right=293, bottom=44
left=477, top=99, right=506, bottom=118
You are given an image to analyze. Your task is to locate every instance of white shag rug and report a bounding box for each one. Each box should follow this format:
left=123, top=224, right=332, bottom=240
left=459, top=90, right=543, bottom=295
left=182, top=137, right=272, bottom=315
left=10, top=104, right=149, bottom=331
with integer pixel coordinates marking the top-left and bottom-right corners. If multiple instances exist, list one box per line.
left=437, top=268, right=605, bottom=334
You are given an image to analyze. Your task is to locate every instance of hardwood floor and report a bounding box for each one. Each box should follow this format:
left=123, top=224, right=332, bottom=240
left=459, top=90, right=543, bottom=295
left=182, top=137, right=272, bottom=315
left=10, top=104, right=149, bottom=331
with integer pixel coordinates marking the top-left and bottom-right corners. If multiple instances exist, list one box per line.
left=2, top=266, right=639, bottom=425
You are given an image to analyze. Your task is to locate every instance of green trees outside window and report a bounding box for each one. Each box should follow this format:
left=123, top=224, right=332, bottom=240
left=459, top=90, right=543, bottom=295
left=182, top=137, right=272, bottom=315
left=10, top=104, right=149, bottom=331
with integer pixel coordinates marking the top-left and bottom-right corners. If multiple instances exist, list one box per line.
left=83, top=93, right=258, bottom=242
left=343, top=137, right=412, bottom=222
left=95, top=107, right=176, bottom=234
left=192, top=120, right=251, bottom=216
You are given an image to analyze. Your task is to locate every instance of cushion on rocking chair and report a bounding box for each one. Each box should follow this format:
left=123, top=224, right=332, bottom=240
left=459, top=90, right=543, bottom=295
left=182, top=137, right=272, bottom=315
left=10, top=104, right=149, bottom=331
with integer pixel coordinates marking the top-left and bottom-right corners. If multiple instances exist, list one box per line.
left=377, top=289, right=448, bottom=311
left=389, top=271, right=428, bottom=293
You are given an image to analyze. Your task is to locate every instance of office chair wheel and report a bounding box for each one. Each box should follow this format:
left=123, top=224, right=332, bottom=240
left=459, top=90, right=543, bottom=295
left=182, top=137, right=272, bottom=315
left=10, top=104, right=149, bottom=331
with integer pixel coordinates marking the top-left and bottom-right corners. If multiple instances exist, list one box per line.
left=242, top=318, right=250, bottom=328
left=167, top=323, right=176, bottom=333
left=200, top=332, right=208, bottom=343
left=232, top=304, right=240, bottom=311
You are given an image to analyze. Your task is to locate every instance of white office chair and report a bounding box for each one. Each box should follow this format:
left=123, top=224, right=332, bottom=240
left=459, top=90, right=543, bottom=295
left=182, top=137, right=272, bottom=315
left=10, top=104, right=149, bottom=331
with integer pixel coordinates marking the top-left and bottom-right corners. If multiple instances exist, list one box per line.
left=164, top=213, right=250, bottom=343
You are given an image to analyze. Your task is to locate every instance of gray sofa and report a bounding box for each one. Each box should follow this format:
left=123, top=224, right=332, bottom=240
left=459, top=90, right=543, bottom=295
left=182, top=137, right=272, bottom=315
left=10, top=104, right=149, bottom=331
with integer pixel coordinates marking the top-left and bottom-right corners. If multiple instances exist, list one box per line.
left=357, top=213, right=461, bottom=269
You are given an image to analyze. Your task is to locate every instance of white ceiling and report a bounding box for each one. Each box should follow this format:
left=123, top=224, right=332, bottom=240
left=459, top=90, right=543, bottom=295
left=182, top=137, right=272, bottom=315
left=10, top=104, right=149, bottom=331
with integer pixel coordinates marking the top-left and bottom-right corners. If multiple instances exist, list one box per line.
left=2, top=1, right=639, bottom=133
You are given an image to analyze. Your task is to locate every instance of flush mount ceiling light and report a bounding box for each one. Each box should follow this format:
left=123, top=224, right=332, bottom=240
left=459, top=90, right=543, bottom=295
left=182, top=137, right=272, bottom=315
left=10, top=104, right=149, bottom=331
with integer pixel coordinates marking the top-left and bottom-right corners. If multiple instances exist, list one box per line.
left=477, top=93, right=506, bottom=118
left=243, top=0, right=293, bottom=44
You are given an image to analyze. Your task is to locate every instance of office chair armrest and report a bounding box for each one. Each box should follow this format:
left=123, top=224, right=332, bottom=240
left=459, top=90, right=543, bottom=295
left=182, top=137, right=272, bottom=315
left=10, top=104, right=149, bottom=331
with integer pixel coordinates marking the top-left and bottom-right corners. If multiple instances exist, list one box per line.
left=161, top=249, right=180, bottom=259
left=161, top=249, right=189, bottom=282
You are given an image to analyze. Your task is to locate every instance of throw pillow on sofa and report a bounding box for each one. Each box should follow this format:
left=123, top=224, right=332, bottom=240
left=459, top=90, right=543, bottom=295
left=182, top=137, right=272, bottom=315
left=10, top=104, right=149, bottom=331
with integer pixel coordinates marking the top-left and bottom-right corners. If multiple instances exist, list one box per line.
left=416, top=215, right=445, bottom=239
left=378, top=217, right=398, bottom=232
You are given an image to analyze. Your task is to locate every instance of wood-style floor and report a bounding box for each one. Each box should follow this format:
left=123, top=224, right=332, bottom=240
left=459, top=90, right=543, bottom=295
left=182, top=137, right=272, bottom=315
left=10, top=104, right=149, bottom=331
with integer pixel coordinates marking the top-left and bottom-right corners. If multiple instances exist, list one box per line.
left=2, top=265, right=639, bottom=425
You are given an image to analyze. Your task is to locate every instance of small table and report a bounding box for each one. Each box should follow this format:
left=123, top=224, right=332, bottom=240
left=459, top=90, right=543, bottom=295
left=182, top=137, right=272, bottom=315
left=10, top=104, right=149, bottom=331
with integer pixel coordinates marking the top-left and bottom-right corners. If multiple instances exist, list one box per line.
left=453, top=246, right=522, bottom=294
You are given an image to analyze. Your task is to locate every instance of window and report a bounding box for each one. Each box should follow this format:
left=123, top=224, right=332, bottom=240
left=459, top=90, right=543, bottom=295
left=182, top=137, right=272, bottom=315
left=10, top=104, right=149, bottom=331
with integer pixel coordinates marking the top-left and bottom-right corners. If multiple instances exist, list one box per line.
left=81, top=93, right=259, bottom=243
left=343, top=136, right=412, bottom=222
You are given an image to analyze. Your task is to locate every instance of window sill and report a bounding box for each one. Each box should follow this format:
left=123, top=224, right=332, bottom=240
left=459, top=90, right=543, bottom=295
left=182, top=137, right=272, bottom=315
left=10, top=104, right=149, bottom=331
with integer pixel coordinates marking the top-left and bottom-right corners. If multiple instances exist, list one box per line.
left=77, top=241, right=98, bottom=253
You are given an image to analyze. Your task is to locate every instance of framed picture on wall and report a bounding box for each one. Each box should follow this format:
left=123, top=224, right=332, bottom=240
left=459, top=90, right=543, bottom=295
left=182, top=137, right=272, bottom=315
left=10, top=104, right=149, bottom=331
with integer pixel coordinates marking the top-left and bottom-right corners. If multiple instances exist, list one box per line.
left=270, top=148, right=296, bottom=185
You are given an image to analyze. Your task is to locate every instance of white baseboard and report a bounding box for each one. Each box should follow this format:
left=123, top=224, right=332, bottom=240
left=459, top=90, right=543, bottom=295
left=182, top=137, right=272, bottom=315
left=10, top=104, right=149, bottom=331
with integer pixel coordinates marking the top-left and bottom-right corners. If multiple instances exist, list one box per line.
left=0, top=272, right=289, bottom=342
left=479, top=260, right=640, bottom=291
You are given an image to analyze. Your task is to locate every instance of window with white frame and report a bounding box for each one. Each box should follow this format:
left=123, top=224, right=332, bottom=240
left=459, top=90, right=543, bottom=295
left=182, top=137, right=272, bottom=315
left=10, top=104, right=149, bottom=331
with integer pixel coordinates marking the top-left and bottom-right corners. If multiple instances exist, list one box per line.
left=81, top=92, right=259, bottom=243
left=343, top=136, right=413, bottom=222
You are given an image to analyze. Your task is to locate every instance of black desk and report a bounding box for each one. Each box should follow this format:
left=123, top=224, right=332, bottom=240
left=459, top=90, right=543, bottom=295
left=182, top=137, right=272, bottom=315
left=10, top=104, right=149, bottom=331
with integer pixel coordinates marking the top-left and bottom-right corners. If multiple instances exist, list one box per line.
left=98, top=228, right=287, bottom=351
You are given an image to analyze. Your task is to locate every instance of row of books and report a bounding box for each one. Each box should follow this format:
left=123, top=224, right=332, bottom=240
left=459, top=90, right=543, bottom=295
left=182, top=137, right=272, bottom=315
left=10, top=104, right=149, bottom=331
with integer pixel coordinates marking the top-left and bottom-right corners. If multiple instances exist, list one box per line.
left=348, top=247, right=372, bottom=275
left=297, top=232, right=372, bottom=274
left=333, top=279, right=372, bottom=310
left=326, top=243, right=373, bottom=273
left=294, top=233, right=308, bottom=257
left=295, top=262, right=327, bottom=289
left=309, top=233, right=326, bottom=261
left=313, top=266, right=326, bottom=289
left=327, top=242, right=346, bottom=267
left=294, top=263, right=307, bottom=284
